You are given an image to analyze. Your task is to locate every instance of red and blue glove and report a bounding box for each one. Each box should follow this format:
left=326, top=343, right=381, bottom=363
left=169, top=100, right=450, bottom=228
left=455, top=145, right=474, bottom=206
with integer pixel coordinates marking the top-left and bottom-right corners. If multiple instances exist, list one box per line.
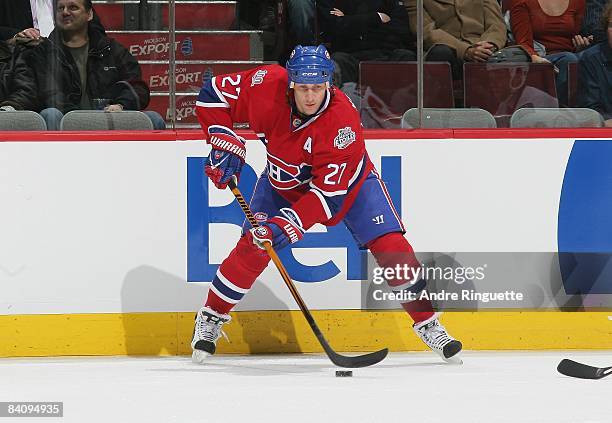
left=205, top=126, right=246, bottom=189
left=250, top=208, right=305, bottom=250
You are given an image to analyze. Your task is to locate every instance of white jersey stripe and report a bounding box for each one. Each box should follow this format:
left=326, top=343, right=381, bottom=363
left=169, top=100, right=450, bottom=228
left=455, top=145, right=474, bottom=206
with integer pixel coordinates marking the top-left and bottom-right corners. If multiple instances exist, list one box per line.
left=372, top=169, right=405, bottom=232
left=216, top=270, right=250, bottom=294
left=196, top=101, right=230, bottom=108
left=309, top=189, right=333, bottom=220
left=347, top=154, right=366, bottom=187
left=210, top=76, right=230, bottom=107
left=308, top=182, right=348, bottom=197
left=210, top=284, right=240, bottom=304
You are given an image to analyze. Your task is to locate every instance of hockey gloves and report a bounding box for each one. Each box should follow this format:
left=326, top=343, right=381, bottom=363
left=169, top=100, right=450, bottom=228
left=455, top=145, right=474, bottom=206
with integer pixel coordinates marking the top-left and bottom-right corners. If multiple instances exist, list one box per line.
left=205, top=127, right=246, bottom=189
left=250, top=208, right=304, bottom=250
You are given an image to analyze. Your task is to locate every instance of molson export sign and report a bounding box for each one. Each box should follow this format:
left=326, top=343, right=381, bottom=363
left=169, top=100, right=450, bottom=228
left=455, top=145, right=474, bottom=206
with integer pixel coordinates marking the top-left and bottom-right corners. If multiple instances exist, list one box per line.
left=147, top=94, right=198, bottom=124
left=140, top=63, right=263, bottom=92
left=107, top=31, right=256, bottom=61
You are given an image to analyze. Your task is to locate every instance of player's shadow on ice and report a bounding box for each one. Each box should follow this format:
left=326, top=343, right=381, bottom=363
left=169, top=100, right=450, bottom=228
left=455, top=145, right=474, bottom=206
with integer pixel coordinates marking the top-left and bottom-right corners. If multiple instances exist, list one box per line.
left=120, top=265, right=300, bottom=356
left=149, top=359, right=332, bottom=376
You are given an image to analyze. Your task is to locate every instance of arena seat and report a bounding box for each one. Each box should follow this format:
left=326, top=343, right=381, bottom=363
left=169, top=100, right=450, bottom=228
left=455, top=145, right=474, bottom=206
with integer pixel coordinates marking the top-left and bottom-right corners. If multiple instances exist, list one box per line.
left=464, top=63, right=558, bottom=127
left=401, top=107, right=496, bottom=128
left=358, top=61, right=454, bottom=128
left=60, top=111, right=154, bottom=130
left=0, top=111, right=47, bottom=131
left=510, top=108, right=604, bottom=128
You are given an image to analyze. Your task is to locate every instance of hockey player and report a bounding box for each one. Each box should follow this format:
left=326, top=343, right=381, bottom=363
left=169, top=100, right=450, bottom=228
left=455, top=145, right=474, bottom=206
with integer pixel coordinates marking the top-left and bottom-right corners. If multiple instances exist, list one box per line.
left=193, top=45, right=462, bottom=363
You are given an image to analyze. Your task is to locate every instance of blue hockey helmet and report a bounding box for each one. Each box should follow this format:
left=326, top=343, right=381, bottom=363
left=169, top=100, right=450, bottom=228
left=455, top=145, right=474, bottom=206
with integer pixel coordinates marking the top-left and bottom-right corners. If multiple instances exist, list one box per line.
left=286, top=45, right=334, bottom=87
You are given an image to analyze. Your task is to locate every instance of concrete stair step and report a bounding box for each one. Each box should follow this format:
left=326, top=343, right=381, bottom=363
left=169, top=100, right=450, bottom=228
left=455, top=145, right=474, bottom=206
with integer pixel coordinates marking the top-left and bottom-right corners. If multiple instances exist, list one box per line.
left=94, top=1, right=236, bottom=30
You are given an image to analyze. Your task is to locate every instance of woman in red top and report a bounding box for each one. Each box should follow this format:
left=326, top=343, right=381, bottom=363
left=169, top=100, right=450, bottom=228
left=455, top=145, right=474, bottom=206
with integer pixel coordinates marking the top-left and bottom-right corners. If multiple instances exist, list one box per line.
left=510, top=0, right=592, bottom=106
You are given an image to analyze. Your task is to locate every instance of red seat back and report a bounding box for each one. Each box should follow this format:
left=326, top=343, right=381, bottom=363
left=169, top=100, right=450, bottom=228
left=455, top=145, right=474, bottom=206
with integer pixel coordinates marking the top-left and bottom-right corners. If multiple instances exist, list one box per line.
left=358, top=62, right=454, bottom=128
left=464, top=63, right=558, bottom=126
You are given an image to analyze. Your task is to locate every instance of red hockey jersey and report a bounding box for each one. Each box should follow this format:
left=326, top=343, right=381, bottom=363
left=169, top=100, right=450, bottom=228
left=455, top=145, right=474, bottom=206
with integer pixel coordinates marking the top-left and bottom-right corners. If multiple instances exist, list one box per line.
left=196, top=64, right=373, bottom=231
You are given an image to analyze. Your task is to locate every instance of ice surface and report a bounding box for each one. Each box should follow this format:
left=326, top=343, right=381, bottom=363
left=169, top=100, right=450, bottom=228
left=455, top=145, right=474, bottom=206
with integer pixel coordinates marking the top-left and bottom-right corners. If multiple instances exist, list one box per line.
left=0, top=351, right=610, bottom=423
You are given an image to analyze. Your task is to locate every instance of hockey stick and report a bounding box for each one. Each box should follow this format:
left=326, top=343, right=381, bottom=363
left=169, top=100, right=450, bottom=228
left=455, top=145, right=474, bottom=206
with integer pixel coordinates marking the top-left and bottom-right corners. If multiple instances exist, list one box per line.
left=557, top=359, right=612, bottom=380
left=227, top=177, right=388, bottom=368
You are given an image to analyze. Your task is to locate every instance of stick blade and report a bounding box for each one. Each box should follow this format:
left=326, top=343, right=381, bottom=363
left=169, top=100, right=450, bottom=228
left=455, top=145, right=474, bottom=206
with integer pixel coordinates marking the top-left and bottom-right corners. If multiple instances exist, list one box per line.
left=557, top=359, right=612, bottom=380
left=329, top=348, right=389, bottom=368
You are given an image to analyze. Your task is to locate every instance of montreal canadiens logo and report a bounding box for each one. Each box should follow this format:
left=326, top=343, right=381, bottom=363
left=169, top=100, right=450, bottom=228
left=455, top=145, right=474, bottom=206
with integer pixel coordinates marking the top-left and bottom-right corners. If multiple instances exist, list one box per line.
left=334, top=127, right=356, bottom=149
left=254, top=227, right=269, bottom=237
left=254, top=212, right=268, bottom=222
left=266, top=152, right=304, bottom=190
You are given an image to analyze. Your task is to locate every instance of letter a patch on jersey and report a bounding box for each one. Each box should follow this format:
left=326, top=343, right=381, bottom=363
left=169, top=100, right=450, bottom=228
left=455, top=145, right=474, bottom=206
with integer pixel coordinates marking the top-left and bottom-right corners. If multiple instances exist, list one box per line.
left=334, top=127, right=356, bottom=150
left=303, top=137, right=312, bottom=153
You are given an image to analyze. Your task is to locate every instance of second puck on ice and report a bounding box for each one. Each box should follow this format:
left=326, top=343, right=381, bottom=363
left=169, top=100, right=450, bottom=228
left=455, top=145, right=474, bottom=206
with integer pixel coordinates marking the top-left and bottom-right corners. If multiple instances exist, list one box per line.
left=335, top=370, right=353, bottom=377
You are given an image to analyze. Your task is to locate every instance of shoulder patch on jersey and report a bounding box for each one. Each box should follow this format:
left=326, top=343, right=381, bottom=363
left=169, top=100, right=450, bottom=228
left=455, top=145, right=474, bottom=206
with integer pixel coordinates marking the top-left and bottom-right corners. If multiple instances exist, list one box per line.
left=334, top=127, right=356, bottom=150
left=251, top=69, right=268, bottom=87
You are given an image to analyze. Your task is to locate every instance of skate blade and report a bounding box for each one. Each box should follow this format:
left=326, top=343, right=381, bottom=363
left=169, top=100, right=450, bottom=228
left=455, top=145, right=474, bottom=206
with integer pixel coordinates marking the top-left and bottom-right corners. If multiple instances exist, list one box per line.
left=191, top=350, right=211, bottom=364
left=442, top=354, right=463, bottom=365
left=444, top=356, right=463, bottom=366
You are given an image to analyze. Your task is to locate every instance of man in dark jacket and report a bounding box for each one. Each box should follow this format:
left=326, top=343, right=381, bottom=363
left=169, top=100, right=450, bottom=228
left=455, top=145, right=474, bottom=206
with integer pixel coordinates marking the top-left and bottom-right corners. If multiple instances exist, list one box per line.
left=317, top=0, right=416, bottom=87
left=0, top=38, right=38, bottom=111
left=26, top=0, right=165, bottom=129
left=578, top=1, right=612, bottom=126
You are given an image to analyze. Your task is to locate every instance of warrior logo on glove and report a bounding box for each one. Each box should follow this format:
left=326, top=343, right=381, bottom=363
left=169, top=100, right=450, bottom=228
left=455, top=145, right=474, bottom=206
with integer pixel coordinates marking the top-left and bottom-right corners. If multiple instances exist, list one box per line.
left=204, top=125, right=246, bottom=189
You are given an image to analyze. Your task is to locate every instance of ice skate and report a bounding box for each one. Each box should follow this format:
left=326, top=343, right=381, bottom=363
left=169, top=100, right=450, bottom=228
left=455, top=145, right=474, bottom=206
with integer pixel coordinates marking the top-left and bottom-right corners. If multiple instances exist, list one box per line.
left=413, top=313, right=462, bottom=363
left=191, top=306, right=231, bottom=364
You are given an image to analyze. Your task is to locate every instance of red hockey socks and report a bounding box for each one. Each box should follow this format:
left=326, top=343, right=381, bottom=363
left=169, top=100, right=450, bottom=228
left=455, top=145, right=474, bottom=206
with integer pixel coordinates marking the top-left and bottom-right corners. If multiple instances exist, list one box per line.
left=205, top=234, right=270, bottom=314
left=367, top=232, right=434, bottom=324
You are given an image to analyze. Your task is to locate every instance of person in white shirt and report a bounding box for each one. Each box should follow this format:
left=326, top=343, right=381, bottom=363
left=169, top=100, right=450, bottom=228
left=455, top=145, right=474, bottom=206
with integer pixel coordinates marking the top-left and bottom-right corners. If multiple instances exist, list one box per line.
left=0, top=0, right=54, bottom=40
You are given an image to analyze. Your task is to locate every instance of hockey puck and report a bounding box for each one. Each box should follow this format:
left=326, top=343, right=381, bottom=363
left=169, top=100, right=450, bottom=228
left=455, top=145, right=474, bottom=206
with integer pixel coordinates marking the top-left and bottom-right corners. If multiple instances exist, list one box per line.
left=335, top=370, right=353, bottom=377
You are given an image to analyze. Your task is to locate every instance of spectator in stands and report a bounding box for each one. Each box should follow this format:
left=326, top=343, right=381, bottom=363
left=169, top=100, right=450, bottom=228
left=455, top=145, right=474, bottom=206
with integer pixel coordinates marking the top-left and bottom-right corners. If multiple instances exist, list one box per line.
left=405, top=0, right=507, bottom=80
left=578, top=0, right=612, bottom=125
left=318, top=0, right=416, bottom=88
left=0, top=37, right=38, bottom=111
left=582, top=0, right=608, bottom=44
left=25, top=0, right=165, bottom=130
left=0, top=0, right=55, bottom=41
left=509, top=0, right=589, bottom=106
left=289, top=0, right=317, bottom=45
